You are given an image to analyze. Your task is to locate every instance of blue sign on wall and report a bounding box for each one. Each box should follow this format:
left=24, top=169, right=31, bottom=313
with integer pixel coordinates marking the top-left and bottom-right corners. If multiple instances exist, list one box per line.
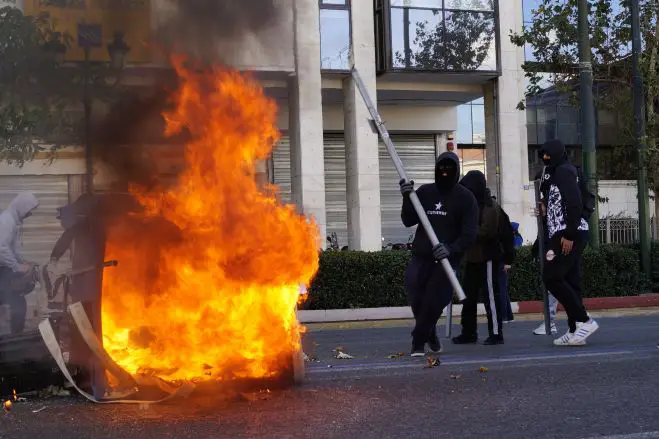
left=77, top=23, right=102, bottom=48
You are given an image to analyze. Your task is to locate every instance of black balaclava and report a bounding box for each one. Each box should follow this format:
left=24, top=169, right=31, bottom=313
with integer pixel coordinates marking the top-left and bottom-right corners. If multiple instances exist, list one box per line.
left=434, top=151, right=460, bottom=192
left=540, top=139, right=568, bottom=168
left=459, top=170, right=487, bottom=206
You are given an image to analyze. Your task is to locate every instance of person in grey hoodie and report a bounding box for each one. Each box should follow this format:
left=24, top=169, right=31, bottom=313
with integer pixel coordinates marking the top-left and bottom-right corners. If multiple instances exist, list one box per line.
left=0, top=192, right=40, bottom=333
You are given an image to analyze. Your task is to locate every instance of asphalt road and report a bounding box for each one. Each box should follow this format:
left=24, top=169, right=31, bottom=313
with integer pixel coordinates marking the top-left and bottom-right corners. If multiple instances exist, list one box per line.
left=1, top=313, right=658, bottom=439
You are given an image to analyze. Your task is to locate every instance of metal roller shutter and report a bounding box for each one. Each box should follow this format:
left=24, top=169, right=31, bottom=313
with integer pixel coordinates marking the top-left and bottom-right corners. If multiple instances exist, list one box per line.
left=271, top=133, right=436, bottom=249
left=271, top=135, right=292, bottom=205
left=323, top=134, right=348, bottom=248
left=0, top=175, right=70, bottom=265
left=271, top=133, right=349, bottom=247
left=379, top=135, right=436, bottom=246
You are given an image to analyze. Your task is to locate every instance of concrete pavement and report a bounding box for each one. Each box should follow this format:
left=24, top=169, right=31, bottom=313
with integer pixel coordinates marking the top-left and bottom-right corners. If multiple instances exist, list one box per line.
left=1, top=313, right=658, bottom=439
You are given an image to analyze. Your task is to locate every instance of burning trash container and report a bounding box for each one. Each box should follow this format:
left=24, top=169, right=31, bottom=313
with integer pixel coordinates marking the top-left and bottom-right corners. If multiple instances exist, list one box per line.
left=36, top=62, right=316, bottom=403
left=42, top=192, right=138, bottom=399
left=36, top=188, right=308, bottom=402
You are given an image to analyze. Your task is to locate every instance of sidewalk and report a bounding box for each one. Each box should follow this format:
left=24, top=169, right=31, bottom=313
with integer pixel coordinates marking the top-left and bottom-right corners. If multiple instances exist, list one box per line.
left=298, top=294, right=659, bottom=323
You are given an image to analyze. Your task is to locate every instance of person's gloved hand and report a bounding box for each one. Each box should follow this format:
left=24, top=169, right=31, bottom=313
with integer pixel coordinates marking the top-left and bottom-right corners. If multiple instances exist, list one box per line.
left=431, top=243, right=450, bottom=261
left=399, top=179, right=414, bottom=196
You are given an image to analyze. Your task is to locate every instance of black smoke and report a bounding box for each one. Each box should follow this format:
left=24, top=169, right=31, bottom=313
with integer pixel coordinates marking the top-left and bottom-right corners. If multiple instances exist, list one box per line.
left=168, top=0, right=280, bottom=38
left=155, top=0, right=282, bottom=63
left=92, top=0, right=283, bottom=191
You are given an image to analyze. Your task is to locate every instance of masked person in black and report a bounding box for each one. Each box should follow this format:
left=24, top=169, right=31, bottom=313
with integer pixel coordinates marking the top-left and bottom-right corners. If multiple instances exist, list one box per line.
left=452, top=171, right=508, bottom=345
left=400, top=152, right=478, bottom=357
left=539, top=139, right=599, bottom=346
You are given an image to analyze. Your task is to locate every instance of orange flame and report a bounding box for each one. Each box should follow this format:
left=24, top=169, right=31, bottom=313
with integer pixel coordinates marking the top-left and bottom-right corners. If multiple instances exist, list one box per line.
left=101, top=59, right=319, bottom=382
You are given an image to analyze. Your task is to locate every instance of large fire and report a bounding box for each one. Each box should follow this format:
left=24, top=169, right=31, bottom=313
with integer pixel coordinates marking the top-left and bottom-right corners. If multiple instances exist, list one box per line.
left=100, top=59, right=319, bottom=382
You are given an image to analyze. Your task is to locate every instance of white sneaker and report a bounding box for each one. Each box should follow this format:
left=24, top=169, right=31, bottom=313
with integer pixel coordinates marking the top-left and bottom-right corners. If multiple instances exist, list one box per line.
left=533, top=322, right=557, bottom=335
left=553, top=330, right=586, bottom=346
left=569, top=319, right=599, bottom=345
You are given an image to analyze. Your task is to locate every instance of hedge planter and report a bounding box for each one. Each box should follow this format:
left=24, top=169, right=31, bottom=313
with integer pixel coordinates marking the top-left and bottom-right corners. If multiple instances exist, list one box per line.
left=302, top=244, right=652, bottom=311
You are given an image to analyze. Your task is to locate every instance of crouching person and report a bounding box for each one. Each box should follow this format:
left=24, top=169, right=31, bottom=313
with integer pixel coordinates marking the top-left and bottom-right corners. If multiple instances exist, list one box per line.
left=400, top=152, right=478, bottom=357
left=0, top=192, right=40, bottom=334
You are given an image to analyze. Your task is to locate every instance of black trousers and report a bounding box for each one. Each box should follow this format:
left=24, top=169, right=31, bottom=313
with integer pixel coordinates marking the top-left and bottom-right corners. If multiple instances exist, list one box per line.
left=404, top=256, right=456, bottom=345
left=460, top=261, right=502, bottom=338
left=543, top=233, right=589, bottom=332
left=0, top=268, right=34, bottom=334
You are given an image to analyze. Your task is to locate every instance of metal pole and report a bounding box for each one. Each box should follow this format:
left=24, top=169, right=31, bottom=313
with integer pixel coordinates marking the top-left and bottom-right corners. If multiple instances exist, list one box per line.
left=83, top=47, right=93, bottom=194
left=631, top=0, right=651, bottom=278
left=444, top=302, right=453, bottom=339
left=535, top=175, right=551, bottom=336
left=577, top=0, right=599, bottom=248
left=350, top=67, right=466, bottom=302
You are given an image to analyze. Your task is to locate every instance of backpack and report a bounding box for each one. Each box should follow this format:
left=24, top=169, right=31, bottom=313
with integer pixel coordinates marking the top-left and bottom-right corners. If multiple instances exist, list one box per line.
left=575, top=165, right=597, bottom=220
left=496, top=204, right=515, bottom=264
left=511, top=221, right=523, bottom=248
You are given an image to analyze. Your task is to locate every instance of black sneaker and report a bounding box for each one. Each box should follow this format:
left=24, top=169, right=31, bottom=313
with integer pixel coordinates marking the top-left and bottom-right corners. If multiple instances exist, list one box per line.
left=411, top=342, right=425, bottom=357
left=428, top=333, right=443, bottom=354
left=483, top=335, right=504, bottom=345
left=451, top=333, right=478, bottom=344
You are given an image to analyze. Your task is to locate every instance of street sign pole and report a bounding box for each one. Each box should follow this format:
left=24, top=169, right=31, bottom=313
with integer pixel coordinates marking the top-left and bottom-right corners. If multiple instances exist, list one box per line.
left=630, top=0, right=651, bottom=279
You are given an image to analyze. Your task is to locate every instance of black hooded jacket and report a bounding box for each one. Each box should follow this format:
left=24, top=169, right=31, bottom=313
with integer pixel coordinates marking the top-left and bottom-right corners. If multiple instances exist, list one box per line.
left=401, top=152, right=479, bottom=263
left=460, top=171, right=502, bottom=263
left=539, top=139, right=586, bottom=241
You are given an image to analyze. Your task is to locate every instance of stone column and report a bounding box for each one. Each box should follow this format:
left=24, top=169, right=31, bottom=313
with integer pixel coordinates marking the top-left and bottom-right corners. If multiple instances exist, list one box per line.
left=289, top=0, right=327, bottom=247
left=342, top=0, right=382, bottom=251
left=485, top=0, right=534, bottom=241
left=484, top=82, right=500, bottom=198
left=435, top=133, right=448, bottom=157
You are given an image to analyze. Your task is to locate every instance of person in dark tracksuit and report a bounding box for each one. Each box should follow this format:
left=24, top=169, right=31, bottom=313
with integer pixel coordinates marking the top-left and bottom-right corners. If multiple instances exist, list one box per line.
left=400, top=152, right=478, bottom=357
left=452, top=171, right=506, bottom=345
left=539, top=139, right=599, bottom=346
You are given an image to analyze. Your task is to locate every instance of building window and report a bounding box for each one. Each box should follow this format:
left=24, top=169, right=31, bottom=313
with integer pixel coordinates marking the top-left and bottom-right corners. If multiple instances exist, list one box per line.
left=522, top=0, right=540, bottom=62
left=383, top=0, right=497, bottom=72
left=320, top=0, right=351, bottom=71
left=456, top=146, right=487, bottom=177
left=456, top=98, right=486, bottom=145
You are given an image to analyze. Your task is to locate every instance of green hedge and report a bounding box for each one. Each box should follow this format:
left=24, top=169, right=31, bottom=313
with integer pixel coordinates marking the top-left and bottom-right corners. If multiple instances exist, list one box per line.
left=303, top=244, right=651, bottom=310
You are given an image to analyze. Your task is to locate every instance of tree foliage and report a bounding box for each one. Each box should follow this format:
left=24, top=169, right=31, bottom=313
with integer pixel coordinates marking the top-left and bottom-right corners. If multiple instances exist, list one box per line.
left=510, top=0, right=659, bottom=190
left=394, top=0, right=496, bottom=71
left=0, top=5, right=123, bottom=166
left=0, top=6, right=75, bottom=164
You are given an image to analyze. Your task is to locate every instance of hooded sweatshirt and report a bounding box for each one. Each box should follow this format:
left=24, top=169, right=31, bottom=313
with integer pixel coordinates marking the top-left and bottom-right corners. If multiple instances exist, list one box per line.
left=459, top=171, right=501, bottom=263
left=539, top=139, right=588, bottom=241
left=0, top=192, right=39, bottom=271
left=401, top=152, right=479, bottom=264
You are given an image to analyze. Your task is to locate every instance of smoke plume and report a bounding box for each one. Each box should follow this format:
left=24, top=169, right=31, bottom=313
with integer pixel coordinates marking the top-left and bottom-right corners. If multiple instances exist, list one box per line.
left=167, top=0, right=279, bottom=39
left=155, top=0, right=282, bottom=64
left=93, top=0, right=282, bottom=190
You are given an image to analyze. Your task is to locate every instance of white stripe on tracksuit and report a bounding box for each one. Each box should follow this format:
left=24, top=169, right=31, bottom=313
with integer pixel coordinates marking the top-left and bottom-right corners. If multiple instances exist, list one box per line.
left=485, top=260, right=499, bottom=336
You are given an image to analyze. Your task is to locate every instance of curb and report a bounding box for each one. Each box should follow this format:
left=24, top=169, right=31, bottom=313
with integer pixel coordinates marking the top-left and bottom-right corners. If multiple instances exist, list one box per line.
left=298, top=303, right=520, bottom=324
left=517, top=295, right=659, bottom=314
left=297, top=295, right=659, bottom=324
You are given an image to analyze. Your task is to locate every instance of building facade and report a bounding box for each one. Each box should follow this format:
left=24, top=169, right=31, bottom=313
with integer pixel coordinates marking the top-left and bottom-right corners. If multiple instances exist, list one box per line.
left=269, top=0, right=532, bottom=250
left=2, top=0, right=534, bottom=260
